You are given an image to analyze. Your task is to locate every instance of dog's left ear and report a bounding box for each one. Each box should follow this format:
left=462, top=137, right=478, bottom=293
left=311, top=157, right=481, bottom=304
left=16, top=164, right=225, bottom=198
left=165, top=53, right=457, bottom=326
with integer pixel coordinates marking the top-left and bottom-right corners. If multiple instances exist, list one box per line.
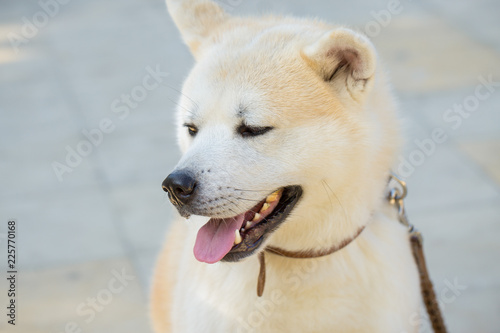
left=166, top=0, right=229, bottom=59
left=302, top=28, right=376, bottom=100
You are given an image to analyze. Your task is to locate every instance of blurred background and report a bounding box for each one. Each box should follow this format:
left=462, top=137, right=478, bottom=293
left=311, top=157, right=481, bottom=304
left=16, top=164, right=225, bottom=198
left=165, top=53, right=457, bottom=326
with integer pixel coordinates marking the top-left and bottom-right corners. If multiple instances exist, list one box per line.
left=0, top=0, right=499, bottom=332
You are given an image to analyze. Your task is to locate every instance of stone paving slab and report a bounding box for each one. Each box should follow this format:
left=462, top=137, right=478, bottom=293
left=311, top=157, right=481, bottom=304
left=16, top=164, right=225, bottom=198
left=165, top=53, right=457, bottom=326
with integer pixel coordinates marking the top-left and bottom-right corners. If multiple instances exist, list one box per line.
left=0, top=258, right=150, bottom=333
left=401, top=143, right=499, bottom=212
left=460, top=140, right=500, bottom=184
left=375, top=14, right=500, bottom=93
left=0, top=186, right=125, bottom=270
left=413, top=200, right=500, bottom=332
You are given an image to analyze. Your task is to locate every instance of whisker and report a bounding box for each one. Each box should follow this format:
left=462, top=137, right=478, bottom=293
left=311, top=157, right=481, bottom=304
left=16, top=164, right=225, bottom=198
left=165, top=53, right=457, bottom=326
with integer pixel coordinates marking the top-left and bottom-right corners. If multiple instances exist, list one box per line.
left=322, top=180, right=349, bottom=224
left=223, top=198, right=272, bottom=225
left=162, top=83, right=200, bottom=110
left=234, top=188, right=274, bottom=193
left=223, top=198, right=262, bottom=219
left=321, top=180, right=334, bottom=210
left=222, top=198, right=249, bottom=214
left=167, top=97, right=195, bottom=116
left=234, top=197, right=263, bottom=203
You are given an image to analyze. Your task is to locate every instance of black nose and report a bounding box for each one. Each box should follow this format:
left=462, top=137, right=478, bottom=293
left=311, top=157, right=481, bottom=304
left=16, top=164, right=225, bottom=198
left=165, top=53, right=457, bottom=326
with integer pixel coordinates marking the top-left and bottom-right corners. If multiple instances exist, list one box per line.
left=162, top=170, right=197, bottom=206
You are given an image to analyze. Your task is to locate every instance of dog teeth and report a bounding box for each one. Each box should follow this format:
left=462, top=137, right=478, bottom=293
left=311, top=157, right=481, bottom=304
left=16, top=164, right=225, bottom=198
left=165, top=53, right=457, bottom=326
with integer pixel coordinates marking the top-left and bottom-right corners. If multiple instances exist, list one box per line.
left=234, top=229, right=242, bottom=245
left=252, top=213, right=261, bottom=222
left=245, top=221, right=253, bottom=229
left=266, top=190, right=280, bottom=203
left=261, top=203, right=270, bottom=212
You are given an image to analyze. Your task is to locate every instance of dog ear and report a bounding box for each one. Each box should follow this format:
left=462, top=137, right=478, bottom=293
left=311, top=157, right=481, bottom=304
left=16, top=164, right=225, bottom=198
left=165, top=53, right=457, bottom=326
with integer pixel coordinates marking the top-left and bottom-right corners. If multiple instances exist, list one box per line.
left=166, top=0, right=229, bottom=58
left=302, top=28, right=376, bottom=100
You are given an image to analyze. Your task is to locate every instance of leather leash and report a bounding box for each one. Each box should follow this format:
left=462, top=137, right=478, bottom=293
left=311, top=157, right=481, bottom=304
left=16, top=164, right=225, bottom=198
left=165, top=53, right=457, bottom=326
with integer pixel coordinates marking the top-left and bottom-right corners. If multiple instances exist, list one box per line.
left=255, top=173, right=447, bottom=333
left=388, top=174, right=447, bottom=333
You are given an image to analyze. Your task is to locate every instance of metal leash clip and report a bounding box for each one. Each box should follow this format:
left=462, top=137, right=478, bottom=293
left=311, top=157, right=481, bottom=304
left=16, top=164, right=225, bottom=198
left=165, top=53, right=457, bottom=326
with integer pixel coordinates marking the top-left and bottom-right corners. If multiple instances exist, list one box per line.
left=388, top=173, right=422, bottom=243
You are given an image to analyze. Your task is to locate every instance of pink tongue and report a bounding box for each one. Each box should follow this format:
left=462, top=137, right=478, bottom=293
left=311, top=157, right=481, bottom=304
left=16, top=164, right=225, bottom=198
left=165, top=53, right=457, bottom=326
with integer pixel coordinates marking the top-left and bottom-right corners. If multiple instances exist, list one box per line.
left=194, top=214, right=245, bottom=264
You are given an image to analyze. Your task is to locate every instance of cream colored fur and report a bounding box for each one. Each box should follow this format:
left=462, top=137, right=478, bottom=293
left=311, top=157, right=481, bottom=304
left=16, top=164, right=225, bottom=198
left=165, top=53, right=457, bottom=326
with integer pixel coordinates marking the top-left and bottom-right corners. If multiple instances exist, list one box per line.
left=151, top=1, right=420, bottom=332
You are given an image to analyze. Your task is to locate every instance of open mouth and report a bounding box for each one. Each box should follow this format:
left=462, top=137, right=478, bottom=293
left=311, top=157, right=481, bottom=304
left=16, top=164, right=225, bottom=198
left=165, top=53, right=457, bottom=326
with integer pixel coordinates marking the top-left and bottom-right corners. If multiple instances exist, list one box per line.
left=193, top=185, right=303, bottom=263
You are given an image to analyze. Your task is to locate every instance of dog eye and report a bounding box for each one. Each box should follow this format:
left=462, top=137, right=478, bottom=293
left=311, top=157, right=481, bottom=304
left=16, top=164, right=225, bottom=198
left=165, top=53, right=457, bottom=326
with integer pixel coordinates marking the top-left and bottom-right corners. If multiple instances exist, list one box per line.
left=237, top=124, right=274, bottom=138
left=184, top=124, right=198, bottom=137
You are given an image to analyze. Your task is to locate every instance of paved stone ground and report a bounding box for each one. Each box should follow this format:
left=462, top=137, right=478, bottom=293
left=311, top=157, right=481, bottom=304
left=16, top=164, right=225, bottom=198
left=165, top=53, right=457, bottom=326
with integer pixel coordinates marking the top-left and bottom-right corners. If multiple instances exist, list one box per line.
left=0, top=0, right=499, bottom=332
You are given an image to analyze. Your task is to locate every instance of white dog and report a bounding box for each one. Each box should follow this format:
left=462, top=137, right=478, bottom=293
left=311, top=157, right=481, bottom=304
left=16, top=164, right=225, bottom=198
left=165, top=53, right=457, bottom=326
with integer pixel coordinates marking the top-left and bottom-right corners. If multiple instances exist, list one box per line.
left=151, top=1, right=421, bottom=332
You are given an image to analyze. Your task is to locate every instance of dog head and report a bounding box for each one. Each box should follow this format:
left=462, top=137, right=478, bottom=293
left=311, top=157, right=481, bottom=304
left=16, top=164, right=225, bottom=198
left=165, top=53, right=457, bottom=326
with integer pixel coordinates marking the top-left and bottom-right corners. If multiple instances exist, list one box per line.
left=163, top=0, right=400, bottom=264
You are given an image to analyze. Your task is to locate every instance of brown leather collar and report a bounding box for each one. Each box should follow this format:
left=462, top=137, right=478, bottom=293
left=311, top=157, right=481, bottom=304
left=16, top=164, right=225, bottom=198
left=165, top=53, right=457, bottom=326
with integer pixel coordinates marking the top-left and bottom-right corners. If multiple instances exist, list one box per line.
left=256, top=226, right=365, bottom=296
